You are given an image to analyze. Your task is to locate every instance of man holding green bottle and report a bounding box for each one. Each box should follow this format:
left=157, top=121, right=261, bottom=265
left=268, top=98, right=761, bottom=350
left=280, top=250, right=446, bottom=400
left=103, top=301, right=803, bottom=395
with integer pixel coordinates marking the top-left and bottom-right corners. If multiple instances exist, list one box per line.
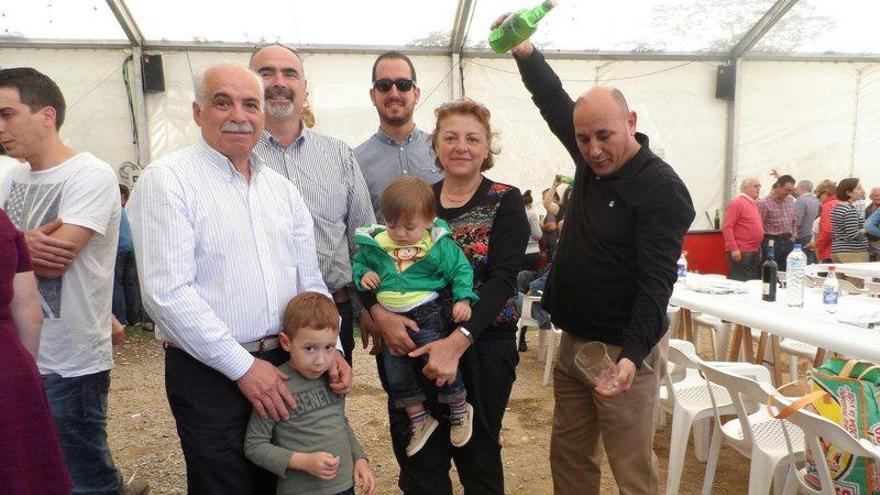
left=497, top=16, right=695, bottom=495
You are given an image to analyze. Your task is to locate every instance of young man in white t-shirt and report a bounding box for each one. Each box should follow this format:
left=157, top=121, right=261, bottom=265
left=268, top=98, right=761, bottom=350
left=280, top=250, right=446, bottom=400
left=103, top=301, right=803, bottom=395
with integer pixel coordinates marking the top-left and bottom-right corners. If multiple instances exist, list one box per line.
left=0, top=68, right=147, bottom=495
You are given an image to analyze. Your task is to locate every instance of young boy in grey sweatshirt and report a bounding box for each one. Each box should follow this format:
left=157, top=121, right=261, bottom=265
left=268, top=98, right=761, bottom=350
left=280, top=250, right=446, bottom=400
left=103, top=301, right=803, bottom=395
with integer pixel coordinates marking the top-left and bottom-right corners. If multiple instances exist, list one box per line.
left=245, top=292, right=375, bottom=495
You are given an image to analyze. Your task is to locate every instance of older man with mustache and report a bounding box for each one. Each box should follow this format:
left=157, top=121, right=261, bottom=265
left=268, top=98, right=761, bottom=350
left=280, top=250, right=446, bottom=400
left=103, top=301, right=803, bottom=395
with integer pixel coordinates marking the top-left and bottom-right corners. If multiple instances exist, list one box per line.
left=128, top=63, right=352, bottom=494
left=250, top=44, right=375, bottom=367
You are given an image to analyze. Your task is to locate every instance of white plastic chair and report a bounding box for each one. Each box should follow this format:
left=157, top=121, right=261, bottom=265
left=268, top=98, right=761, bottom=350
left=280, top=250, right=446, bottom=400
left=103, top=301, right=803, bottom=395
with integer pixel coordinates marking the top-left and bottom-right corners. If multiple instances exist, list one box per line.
left=701, top=364, right=804, bottom=495
left=516, top=295, right=549, bottom=359
left=662, top=343, right=772, bottom=495
left=542, top=326, right=562, bottom=386
left=769, top=392, right=880, bottom=495
left=691, top=313, right=731, bottom=361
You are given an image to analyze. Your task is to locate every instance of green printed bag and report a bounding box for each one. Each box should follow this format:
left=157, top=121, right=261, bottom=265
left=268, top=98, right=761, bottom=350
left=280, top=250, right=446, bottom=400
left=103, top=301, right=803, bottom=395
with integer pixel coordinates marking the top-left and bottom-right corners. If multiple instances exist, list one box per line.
left=803, top=358, right=880, bottom=495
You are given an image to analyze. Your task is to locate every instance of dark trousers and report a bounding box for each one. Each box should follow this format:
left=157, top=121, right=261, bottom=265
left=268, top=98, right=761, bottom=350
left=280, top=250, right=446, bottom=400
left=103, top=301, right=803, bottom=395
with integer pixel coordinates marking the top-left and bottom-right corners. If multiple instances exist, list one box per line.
left=378, top=333, right=519, bottom=494
left=726, top=251, right=761, bottom=281
left=521, top=252, right=541, bottom=272
left=165, top=346, right=288, bottom=495
left=337, top=300, right=354, bottom=366
left=761, top=235, right=793, bottom=272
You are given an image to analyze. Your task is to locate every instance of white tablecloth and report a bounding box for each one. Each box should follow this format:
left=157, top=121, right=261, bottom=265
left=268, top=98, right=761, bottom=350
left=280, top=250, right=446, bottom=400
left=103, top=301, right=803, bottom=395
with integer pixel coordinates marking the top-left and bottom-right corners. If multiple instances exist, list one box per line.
left=807, top=262, right=880, bottom=279
left=670, top=274, right=880, bottom=362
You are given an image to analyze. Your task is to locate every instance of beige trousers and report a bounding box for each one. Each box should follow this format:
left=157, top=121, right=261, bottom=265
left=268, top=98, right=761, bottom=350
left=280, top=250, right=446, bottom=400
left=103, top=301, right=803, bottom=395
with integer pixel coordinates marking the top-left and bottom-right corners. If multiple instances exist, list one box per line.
left=549, top=331, right=668, bottom=495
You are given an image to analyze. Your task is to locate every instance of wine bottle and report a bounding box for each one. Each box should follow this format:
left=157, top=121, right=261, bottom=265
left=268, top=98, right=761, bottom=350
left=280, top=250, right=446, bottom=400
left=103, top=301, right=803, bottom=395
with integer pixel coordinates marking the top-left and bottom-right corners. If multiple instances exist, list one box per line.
left=761, top=239, right=778, bottom=302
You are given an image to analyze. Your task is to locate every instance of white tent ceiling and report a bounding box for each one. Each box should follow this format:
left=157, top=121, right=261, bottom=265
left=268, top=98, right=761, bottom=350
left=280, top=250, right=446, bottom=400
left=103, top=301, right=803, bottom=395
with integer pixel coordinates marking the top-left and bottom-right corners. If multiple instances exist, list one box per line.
left=3, top=0, right=880, bottom=58
left=2, top=0, right=880, bottom=231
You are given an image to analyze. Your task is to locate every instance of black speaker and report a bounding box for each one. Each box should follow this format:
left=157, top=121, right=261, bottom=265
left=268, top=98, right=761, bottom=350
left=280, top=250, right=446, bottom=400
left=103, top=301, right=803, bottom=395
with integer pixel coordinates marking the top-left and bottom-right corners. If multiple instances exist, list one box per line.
left=715, top=64, right=735, bottom=101
left=142, top=54, right=165, bottom=93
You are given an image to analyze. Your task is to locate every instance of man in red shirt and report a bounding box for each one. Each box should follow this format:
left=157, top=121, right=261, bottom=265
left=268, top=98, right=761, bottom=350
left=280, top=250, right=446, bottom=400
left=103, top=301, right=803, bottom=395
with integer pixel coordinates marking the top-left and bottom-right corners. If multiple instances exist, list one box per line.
left=723, top=178, right=764, bottom=280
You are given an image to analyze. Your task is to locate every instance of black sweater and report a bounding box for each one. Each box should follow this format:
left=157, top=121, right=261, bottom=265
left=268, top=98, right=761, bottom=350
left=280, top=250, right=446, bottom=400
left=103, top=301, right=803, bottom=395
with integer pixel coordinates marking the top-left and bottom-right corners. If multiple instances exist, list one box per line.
left=515, top=49, right=696, bottom=366
left=434, top=177, right=529, bottom=338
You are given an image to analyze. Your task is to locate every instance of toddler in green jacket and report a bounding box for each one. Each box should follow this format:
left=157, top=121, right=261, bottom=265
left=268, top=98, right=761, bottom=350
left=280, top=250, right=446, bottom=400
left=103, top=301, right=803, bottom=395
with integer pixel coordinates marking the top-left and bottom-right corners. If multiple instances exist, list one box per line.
left=353, top=177, right=479, bottom=457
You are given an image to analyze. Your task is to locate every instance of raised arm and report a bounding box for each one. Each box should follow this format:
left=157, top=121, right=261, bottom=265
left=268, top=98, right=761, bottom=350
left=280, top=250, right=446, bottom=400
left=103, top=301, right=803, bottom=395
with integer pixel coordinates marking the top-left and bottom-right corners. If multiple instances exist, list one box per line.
left=511, top=42, right=581, bottom=162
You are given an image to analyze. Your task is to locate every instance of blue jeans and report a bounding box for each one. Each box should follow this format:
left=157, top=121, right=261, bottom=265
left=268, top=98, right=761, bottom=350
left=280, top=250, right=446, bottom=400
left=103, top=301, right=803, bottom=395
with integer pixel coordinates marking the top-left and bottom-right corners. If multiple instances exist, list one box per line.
left=112, top=248, right=143, bottom=325
left=381, top=301, right=466, bottom=408
left=42, top=370, right=122, bottom=495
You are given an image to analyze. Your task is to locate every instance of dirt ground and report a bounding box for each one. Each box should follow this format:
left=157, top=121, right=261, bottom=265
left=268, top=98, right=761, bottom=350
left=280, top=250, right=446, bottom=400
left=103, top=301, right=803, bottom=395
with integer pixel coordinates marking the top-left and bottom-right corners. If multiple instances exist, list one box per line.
left=107, top=327, right=756, bottom=494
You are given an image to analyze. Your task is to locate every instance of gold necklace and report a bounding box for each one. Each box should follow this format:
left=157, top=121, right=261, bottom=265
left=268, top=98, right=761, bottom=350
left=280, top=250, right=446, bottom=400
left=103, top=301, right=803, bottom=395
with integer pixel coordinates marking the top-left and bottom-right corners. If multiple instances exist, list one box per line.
left=442, top=181, right=480, bottom=206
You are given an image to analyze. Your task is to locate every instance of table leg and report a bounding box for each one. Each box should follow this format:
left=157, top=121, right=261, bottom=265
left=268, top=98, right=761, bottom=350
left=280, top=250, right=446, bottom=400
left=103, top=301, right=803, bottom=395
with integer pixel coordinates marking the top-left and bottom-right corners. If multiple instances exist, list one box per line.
left=742, top=326, right=756, bottom=363
left=813, top=348, right=827, bottom=367
left=727, top=325, right=743, bottom=361
left=755, top=332, right=768, bottom=365
left=770, top=335, right=784, bottom=386
left=677, top=309, right=690, bottom=340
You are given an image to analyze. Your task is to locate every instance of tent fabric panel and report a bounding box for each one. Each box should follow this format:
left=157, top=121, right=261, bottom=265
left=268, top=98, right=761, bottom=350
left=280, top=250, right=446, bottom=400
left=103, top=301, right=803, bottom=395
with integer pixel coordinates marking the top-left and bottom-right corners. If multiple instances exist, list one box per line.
left=463, top=56, right=726, bottom=230
left=0, top=47, right=137, bottom=169
left=735, top=60, right=880, bottom=197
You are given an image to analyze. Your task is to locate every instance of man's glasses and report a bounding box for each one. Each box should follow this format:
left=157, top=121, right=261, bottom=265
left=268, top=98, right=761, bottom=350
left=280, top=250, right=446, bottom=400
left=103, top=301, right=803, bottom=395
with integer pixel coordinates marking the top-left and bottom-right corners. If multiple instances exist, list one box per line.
left=373, top=78, right=415, bottom=92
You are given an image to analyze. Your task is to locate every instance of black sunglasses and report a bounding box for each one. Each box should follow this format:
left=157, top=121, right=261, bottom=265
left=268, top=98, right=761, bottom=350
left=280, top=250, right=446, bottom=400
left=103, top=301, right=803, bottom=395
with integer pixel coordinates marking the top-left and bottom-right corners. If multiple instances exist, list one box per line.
left=373, top=78, right=415, bottom=92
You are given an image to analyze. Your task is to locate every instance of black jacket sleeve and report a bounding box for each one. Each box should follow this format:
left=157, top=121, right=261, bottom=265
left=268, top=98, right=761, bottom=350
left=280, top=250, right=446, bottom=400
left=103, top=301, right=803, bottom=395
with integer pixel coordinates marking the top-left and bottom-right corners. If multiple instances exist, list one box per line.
left=618, top=174, right=695, bottom=366
left=465, top=188, right=530, bottom=339
left=514, top=49, right=581, bottom=163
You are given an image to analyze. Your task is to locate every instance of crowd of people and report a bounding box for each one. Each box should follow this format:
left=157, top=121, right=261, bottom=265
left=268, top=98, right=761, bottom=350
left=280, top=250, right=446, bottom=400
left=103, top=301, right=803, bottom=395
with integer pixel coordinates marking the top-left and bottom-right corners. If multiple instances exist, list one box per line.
left=722, top=172, right=880, bottom=281
left=0, top=26, right=696, bottom=495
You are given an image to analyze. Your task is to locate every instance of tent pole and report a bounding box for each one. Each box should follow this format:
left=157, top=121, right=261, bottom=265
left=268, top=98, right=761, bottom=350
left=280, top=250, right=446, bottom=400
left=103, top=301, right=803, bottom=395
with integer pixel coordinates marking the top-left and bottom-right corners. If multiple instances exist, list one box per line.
left=722, top=58, right=741, bottom=212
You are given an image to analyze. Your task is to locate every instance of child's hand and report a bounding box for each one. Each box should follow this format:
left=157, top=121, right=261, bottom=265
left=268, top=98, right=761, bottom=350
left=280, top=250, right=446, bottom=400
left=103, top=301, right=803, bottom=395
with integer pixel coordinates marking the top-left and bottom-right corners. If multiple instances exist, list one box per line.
left=290, top=452, right=340, bottom=481
left=360, top=271, right=381, bottom=290
left=452, top=300, right=471, bottom=322
left=353, top=458, right=376, bottom=495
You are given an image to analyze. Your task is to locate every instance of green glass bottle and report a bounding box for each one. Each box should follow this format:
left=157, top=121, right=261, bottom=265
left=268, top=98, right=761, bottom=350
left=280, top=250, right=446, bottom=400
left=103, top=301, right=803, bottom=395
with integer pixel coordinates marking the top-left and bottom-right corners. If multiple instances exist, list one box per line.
left=489, top=0, right=559, bottom=54
left=555, top=174, right=574, bottom=185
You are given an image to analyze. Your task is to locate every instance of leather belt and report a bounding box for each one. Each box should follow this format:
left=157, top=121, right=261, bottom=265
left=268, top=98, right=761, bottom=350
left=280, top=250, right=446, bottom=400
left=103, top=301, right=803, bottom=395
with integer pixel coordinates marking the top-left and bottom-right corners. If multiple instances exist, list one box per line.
left=164, top=336, right=280, bottom=354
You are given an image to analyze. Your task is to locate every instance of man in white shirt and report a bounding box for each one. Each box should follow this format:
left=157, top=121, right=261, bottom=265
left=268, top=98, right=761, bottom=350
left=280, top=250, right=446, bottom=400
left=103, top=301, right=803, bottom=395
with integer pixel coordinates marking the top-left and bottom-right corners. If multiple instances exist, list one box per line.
left=127, top=63, right=352, bottom=494
left=0, top=68, right=143, bottom=494
left=250, top=44, right=375, bottom=366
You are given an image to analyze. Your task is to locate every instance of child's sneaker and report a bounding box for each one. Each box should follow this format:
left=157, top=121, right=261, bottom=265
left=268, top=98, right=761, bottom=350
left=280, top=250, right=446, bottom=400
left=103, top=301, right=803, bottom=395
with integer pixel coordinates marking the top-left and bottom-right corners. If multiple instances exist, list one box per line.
left=406, top=415, right=439, bottom=457
left=450, top=403, right=474, bottom=448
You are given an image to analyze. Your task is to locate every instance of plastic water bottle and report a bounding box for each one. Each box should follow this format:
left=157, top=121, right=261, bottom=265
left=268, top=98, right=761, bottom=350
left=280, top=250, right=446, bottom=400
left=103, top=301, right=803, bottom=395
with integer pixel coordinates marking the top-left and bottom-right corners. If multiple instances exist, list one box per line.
left=677, top=252, right=688, bottom=281
left=785, top=244, right=806, bottom=307
left=488, top=0, right=559, bottom=54
left=823, top=266, right=839, bottom=313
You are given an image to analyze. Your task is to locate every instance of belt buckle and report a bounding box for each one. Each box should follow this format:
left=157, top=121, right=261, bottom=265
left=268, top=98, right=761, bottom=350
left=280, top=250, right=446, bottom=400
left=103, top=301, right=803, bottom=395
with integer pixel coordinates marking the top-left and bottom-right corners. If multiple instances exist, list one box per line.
left=258, top=337, right=269, bottom=353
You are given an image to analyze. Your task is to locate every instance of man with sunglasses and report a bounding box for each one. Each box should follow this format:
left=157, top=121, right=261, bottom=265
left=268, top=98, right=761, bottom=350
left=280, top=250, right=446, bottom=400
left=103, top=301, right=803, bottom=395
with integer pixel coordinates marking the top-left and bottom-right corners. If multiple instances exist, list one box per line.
left=250, top=44, right=375, bottom=367
left=355, top=51, right=443, bottom=219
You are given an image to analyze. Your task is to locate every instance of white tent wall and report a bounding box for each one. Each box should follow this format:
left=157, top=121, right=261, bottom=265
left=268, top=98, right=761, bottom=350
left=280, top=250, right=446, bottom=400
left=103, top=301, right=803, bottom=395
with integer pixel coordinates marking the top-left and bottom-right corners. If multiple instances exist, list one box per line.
left=735, top=60, right=880, bottom=198
left=145, top=51, right=452, bottom=161
left=0, top=47, right=138, bottom=169
left=463, top=57, right=727, bottom=230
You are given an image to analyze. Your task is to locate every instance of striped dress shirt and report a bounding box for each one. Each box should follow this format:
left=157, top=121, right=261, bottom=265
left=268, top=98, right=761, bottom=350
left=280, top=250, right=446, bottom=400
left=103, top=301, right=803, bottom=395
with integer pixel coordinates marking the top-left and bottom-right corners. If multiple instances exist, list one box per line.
left=255, top=128, right=375, bottom=293
left=127, top=137, right=329, bottom=380
left=757, top=194, right=796, bottom=236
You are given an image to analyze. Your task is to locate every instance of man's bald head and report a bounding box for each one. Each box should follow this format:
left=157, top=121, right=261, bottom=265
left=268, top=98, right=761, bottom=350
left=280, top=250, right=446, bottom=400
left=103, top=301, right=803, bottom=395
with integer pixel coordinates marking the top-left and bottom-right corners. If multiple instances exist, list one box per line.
left=572, top=86, right=640, bottom=177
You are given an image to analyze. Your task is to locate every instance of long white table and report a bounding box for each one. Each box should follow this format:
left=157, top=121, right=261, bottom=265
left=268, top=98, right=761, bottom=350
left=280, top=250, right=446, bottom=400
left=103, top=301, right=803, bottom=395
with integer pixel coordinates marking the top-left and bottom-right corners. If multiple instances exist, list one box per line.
left=670, top=275, right=880, bottom=366
left=807, top=262, right=880, bottom=280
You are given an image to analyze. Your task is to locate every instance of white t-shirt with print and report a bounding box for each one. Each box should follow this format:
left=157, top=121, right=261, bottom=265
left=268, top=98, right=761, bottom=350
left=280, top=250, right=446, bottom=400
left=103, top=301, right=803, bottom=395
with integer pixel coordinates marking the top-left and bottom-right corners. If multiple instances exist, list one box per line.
left=0, top=152, right=120, bottom=377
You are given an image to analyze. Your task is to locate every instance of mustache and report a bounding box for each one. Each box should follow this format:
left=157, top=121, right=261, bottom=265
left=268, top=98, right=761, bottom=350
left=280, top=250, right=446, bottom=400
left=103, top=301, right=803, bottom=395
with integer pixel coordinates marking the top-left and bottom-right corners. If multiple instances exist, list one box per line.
left=221, top=121, right=255, bottom=133
left=265, top=86, right=294, bottom=100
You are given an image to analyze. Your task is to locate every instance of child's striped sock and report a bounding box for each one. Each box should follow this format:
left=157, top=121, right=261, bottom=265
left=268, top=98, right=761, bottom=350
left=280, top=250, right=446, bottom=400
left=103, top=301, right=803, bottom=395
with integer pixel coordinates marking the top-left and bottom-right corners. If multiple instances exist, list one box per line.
left=408, top=408, right=428, bottom=426
left=450, top=398, right=467, bottom=421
